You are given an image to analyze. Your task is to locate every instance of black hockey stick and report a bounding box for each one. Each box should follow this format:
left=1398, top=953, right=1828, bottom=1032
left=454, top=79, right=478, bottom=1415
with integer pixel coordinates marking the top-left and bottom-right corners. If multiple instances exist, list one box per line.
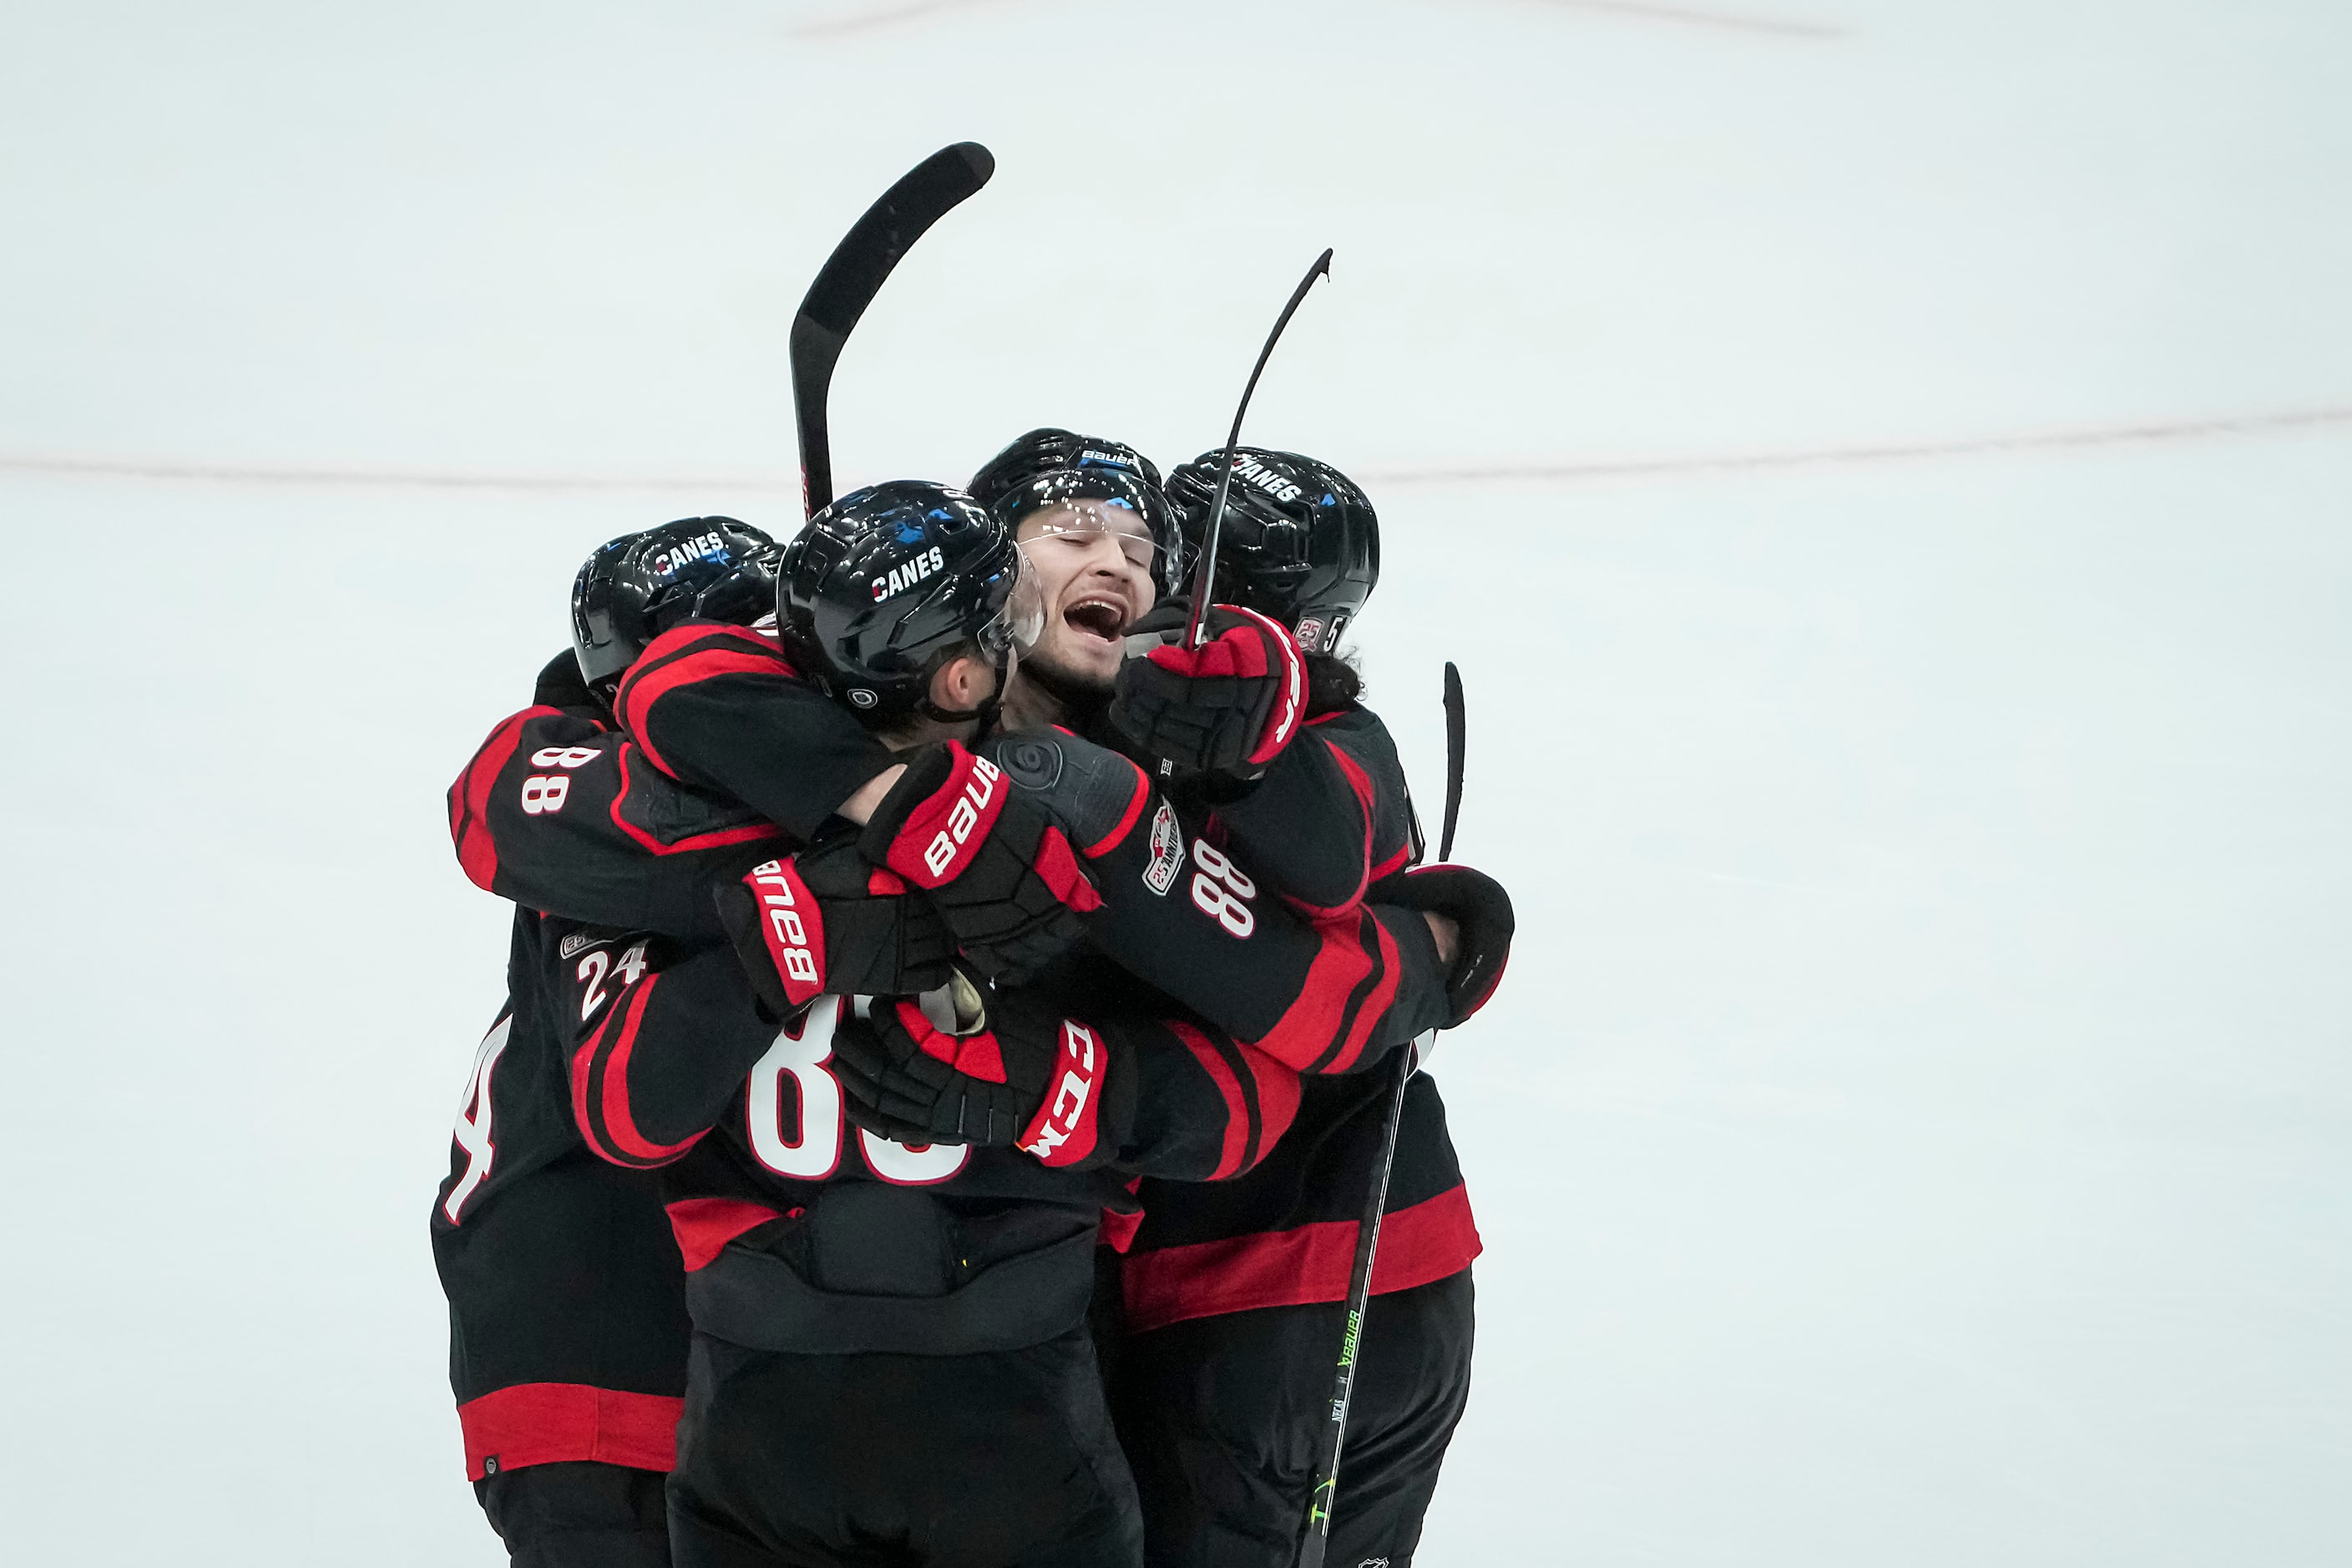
left=791, top=142, right=994, bottom=518
left=1439, top=660, right=1466, bottom=861
left=1295, top=660, right=1467, bottom=1568
left=1181, top=247, right=1333, bottom=649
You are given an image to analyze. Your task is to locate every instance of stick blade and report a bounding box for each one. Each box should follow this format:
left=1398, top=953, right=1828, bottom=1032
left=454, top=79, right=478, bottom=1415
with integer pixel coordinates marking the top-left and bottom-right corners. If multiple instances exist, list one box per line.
left=795, top=142, right=994, bottom=341
left=791, top=141, right=994, bottom=516
left=1439, top=660, right=1465, bottom=862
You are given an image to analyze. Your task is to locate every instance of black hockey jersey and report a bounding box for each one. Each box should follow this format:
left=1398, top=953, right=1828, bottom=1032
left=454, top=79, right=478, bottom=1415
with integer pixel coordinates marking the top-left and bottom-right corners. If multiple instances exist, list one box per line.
left=428, top=905, right=691, bottom=1480
left=1209, top=706, right=1424, bottom=918
left=562, top=930, right=1300, bottom=1355
left=582, top=622, right=1454, bottom=1077
left=1122, top=700, right=1479, bottom=1332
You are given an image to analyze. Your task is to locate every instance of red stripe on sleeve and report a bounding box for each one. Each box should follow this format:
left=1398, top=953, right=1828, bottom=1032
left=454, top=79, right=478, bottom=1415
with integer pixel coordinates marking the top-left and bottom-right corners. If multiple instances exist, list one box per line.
left=1246, top=913, right=1376, bottom=1073
left=1165, top=1020, right=1251, bottom=1181
left=1235, top=1042, right=1301, bottom=1158
left=1318, top=910, right=1402, bottom=1076
left=606, top=742, right=787, bottom=857
left=1277, top=740, right=1378, bottom=919
left=616, top=627, right=798, bottom=778
left=456, top=1383, right=683, bottom=1481
left=594, top=978, right=706, bottom=1166
left=449, top=706, right=560, bottom=891
left=569, top=1006, right=616, bottom=1161
left=1080, top=758, right=1150, bottom=858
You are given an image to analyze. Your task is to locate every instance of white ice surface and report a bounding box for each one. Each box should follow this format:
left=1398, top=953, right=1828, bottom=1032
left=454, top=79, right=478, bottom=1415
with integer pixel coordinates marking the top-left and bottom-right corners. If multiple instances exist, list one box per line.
left=2, top=2, right=2348, bottom=1562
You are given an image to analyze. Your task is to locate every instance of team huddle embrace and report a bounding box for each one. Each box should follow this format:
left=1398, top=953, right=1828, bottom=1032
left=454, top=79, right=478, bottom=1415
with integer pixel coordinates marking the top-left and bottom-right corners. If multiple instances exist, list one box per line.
left=432, top=427, right=1516, bottom=1568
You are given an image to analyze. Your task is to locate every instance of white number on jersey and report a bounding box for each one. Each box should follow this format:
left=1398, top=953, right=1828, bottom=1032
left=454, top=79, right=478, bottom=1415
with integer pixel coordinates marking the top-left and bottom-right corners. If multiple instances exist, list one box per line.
left=1189, top=838, right=1258, bottom=938
left=744, top=998, right=970, bottom=1186
left=443, top=1016, right=514, bottom=1224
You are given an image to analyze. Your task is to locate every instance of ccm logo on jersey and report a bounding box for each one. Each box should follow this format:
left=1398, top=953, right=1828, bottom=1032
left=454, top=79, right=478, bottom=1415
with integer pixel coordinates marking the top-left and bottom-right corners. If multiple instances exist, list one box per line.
left=872, top=546, right=948, bottom=603
left=1019, top=1019, right=1105, bottom=1166
left=1230, top=454, right=1304, bottom=505
left=742, top=857, right=827, bottom=1004
left=653, top=531, right=729, bottom=577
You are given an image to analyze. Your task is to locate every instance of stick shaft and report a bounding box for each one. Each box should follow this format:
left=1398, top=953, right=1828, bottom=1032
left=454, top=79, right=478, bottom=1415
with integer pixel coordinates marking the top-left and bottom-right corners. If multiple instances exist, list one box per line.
left=1293, top=1042, right=1414, bottom=1568
left=1295, top=663, right=1467, bottom=1566
left=1183, top=248, right=1333, bottom=647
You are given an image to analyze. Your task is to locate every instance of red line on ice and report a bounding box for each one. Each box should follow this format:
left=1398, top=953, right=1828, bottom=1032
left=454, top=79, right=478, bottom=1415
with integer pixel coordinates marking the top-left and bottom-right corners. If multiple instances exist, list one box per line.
left=789, top=0, right=1035, bottom=39
left=1360, top=407, right=2352, bottom=488
left=5, top=407, right=2348, bottom=497
left=1525, top=0, right=1848, bottom=40
left=0, top=455, right=781, bottom=493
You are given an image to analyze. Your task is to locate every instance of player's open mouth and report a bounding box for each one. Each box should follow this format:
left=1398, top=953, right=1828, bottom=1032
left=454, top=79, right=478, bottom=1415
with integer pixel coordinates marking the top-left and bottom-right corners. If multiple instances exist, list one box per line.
left=1064, top=599, right=1125, bottom=643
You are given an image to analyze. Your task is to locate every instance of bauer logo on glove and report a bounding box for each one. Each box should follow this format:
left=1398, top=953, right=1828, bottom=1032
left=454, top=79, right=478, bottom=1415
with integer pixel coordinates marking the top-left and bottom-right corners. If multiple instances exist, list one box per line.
left=741, top=857, right=825, bottom=1004
left=864, top=742, right=1009, bottom=888
left=858, top=741, right=1103, bottom=983
left=713, top=835, right=956, bottom=1019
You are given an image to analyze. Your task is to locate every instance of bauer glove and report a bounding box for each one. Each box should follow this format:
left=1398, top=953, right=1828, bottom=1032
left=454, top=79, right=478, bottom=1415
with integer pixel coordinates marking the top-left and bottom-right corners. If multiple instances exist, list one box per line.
left=1110, top=602, right=1308, bottom=776
left=1372, top=864, right=1514, bottom=1028
left=857, top=740, right=1103, bottom=983
left=832, top=974, right=1129, bottom=1169
left=712, top=833, right=956, bottom=1018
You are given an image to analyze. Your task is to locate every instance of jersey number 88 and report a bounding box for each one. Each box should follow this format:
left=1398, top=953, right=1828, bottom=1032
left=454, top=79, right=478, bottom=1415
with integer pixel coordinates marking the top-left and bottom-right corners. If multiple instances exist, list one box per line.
left=1190, top=839, right=1257, bottom=938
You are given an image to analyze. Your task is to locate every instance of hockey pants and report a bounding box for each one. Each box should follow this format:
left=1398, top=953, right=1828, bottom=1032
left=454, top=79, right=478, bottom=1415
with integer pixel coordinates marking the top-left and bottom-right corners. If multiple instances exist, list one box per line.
left=1112, top=1267, right=1474, bottom=1568
left=667, top=1325, right=1143, bottom=1568
left=476, top=1459, right=672, bottom=1568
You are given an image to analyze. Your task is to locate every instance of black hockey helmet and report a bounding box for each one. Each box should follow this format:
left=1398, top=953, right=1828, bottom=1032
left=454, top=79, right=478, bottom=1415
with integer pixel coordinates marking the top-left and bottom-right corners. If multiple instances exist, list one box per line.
left=571, top=516, right=779, bottom=698
left=1165, top=448, right=1378, bottom=654
left=968, top=427, right=1166, bottom=507
left=778, top=480, right=1042, bottom=724
left=968, top=427, right=1183, bottom=599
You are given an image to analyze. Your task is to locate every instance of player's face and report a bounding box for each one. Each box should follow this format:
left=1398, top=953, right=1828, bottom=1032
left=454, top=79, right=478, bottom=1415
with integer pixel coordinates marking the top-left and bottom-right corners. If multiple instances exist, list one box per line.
left=1014, top=503, right=1159, bottom=688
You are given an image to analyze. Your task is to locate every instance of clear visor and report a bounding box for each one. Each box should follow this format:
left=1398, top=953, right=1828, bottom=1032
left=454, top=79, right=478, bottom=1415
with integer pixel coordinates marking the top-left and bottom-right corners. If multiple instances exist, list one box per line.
left=1018, top=498, right=1162, bottom=577
left=975, top=547, right=1048, bottom=660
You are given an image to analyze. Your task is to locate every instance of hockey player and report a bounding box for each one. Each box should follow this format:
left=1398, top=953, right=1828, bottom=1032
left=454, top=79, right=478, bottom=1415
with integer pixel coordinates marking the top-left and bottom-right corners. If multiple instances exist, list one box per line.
left=433, top=518, right=804, bottom=1568
left=589, top=434, right=1495, bottom=1080
left=558, top=482, right=1314, bottom=1568
left=961, top=427, right=1181, bottom=721
left=443, top=466, right=1508, bottom=1561
left=1106, top=450, right=1491, bottom=1568
left=853, top=448, right=1505, bottom=1566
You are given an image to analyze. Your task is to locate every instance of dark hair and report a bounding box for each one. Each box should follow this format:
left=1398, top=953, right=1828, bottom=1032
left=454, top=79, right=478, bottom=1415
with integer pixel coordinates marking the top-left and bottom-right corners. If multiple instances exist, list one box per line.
left=1305, top=650, right=1363, bottom=717
left=867, top=638, right=986, bottom=739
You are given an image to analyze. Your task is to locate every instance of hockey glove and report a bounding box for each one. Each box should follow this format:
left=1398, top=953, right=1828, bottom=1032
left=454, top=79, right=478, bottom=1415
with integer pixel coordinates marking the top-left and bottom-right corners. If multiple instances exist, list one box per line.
left=1371, top=864, right=1514, bottom=1028
left=832, top=980, right=1129, bottom=1169
left=713, top=834, right=956, bottom=1018
left=1110, top=603, right=1307, bottom=776
left=856, top=741, right=1103, bottom=983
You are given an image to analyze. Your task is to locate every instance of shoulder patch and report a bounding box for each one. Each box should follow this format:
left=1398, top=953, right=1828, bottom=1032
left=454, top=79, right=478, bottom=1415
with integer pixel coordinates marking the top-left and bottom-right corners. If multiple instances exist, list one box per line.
left=1143, top=801, right=1186, bottom=896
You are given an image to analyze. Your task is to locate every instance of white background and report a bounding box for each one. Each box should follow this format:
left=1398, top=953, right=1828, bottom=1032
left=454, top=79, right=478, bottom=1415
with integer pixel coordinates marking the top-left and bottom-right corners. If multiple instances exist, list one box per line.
left=2, top=1, right=2347, bottom=1562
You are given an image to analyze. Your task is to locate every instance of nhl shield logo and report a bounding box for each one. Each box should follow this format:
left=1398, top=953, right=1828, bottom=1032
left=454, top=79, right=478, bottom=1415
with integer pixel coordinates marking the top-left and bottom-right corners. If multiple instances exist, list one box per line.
left=1142, top=802, right=1185, bottom=896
